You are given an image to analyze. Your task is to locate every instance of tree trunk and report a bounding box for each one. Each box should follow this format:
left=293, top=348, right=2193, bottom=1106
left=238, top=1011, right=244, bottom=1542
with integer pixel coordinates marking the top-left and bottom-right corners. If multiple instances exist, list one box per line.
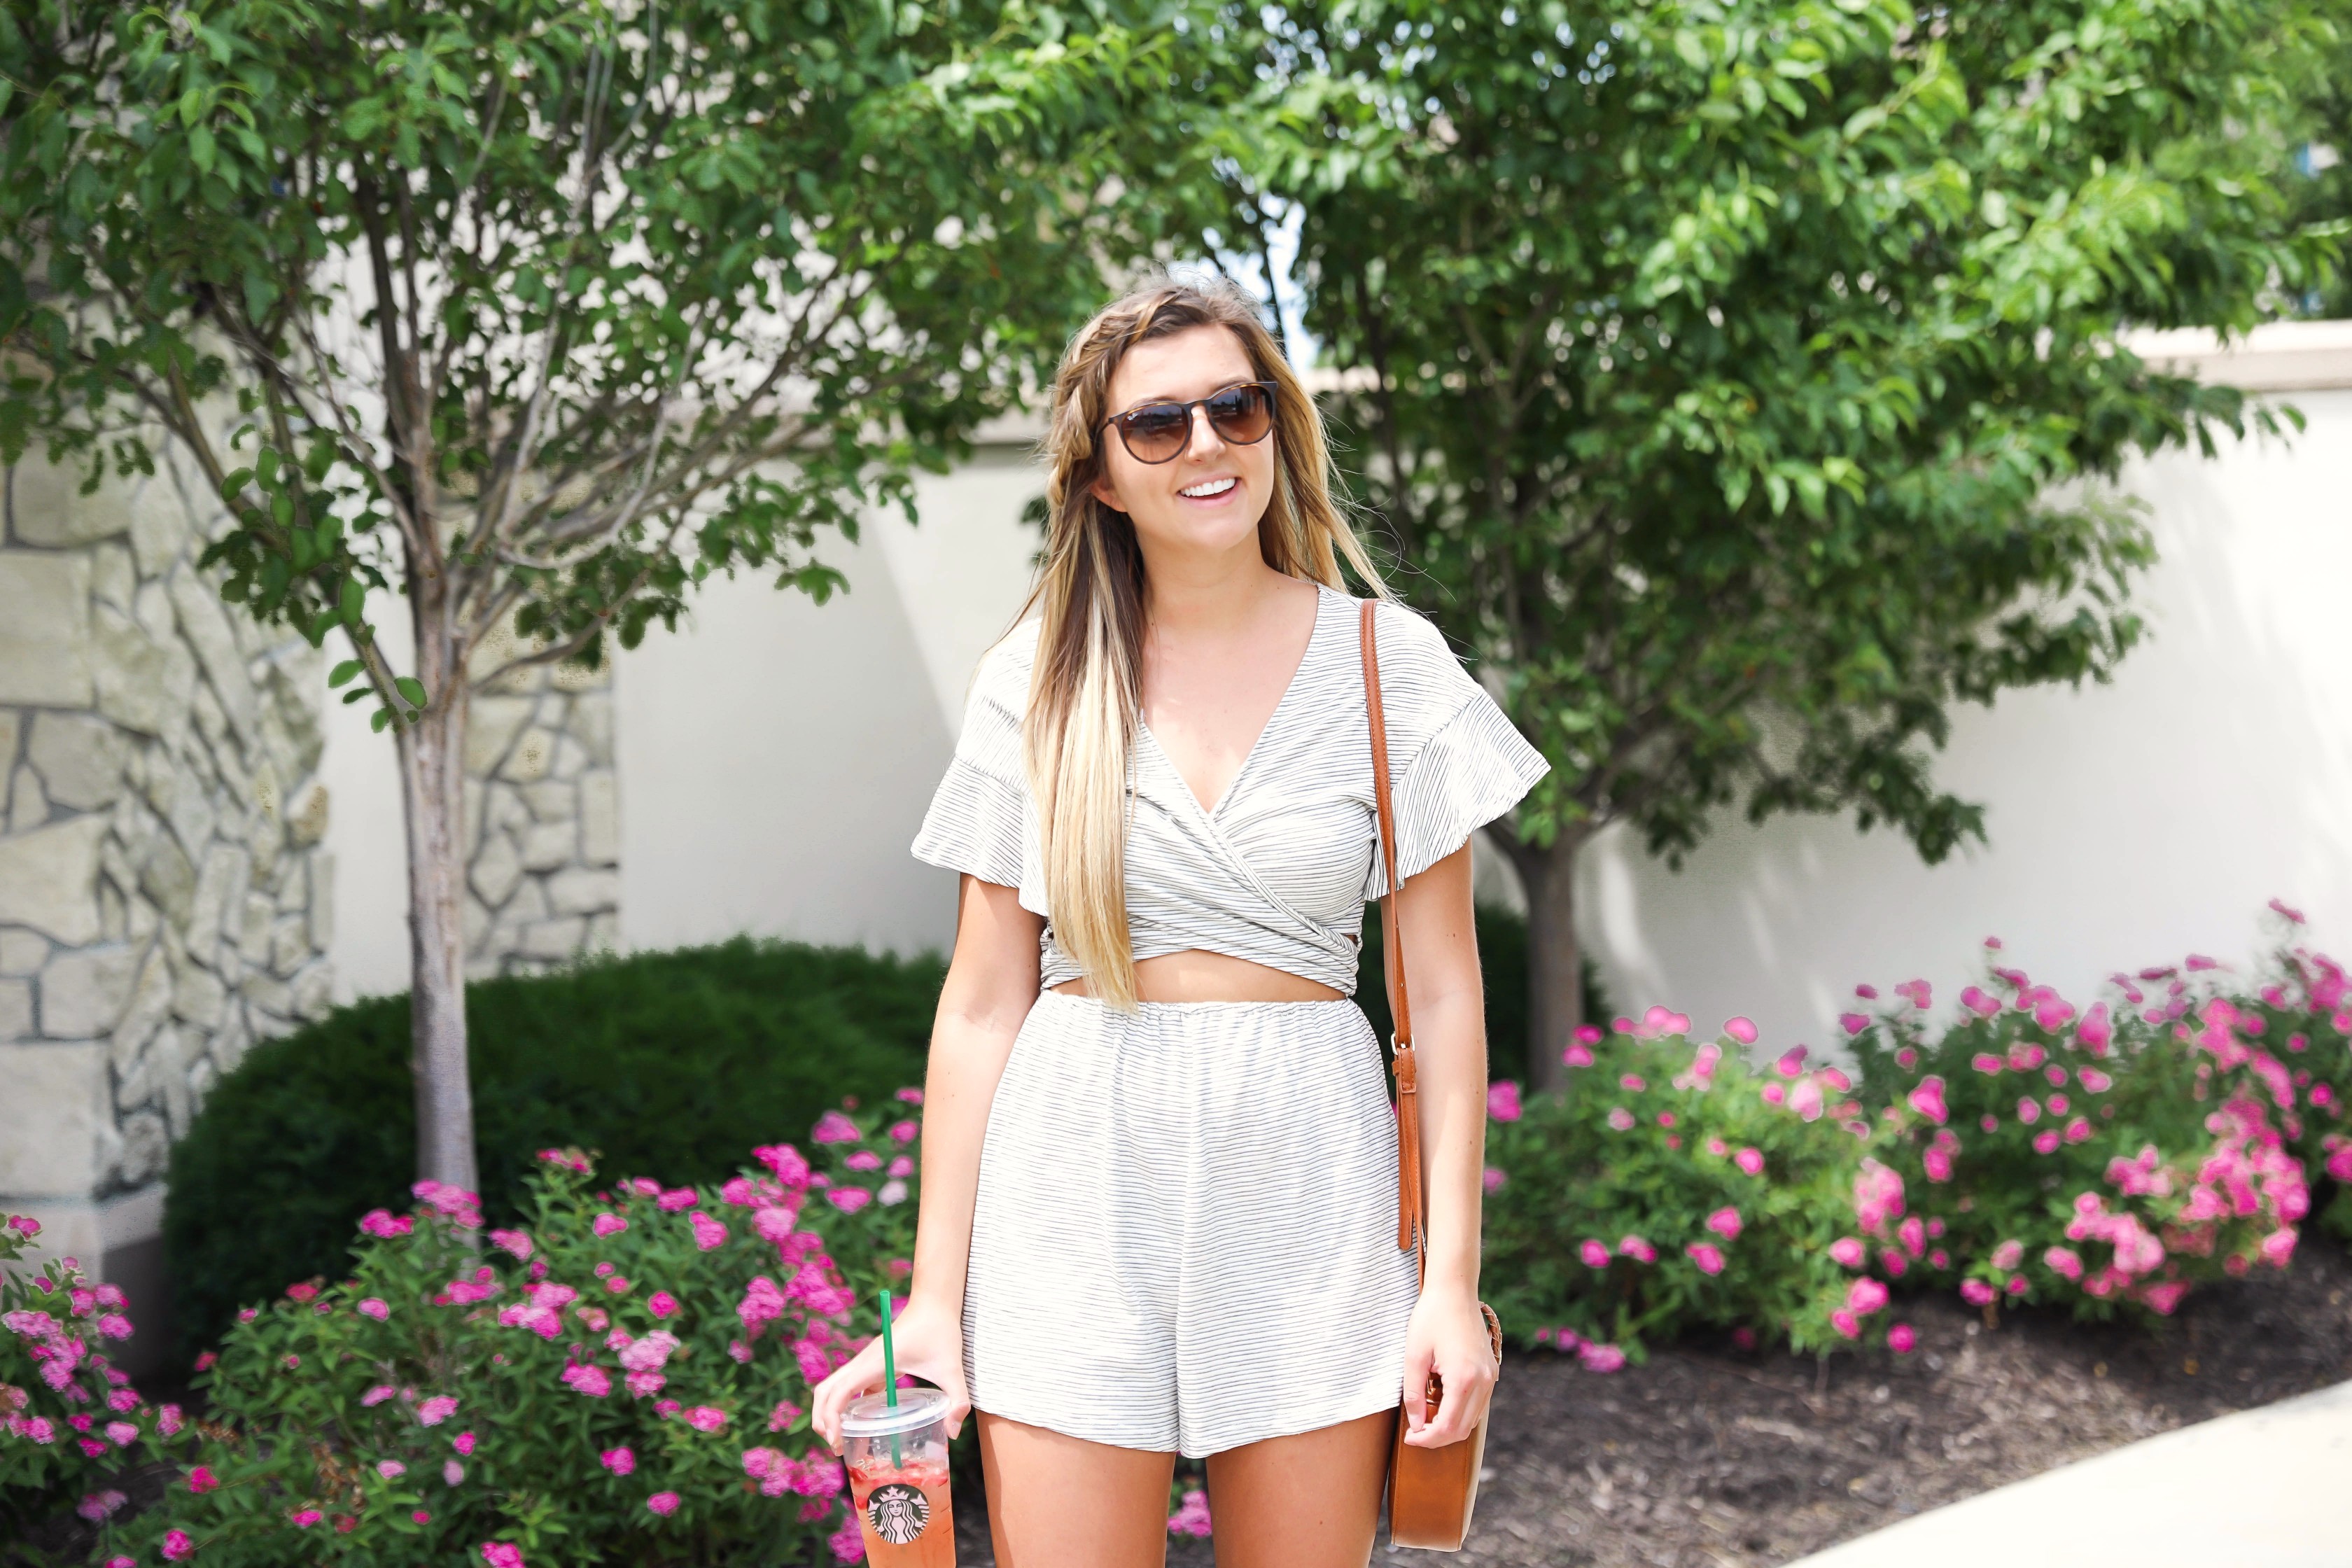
left=395, top=617, right=478, bottom=1196
left=1520, top=833, right=1587, bottom=1093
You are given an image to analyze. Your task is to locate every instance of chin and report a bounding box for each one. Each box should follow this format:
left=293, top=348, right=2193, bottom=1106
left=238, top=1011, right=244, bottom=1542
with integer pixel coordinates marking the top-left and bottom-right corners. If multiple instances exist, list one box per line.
left=1137, top=503, right=1266, bottom=557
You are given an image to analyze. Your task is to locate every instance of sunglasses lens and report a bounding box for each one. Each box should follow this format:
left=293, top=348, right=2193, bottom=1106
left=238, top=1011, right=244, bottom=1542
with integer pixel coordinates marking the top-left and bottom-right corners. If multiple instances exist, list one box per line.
left=1119, top=405, right=1191, bottom=463
left=1206, top=384, right=1273, bottom=444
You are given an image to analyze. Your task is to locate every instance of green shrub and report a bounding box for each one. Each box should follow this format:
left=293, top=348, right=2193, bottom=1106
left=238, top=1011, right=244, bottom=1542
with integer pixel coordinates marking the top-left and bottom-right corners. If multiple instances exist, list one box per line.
left=165, top=940, right=942, bottom=1363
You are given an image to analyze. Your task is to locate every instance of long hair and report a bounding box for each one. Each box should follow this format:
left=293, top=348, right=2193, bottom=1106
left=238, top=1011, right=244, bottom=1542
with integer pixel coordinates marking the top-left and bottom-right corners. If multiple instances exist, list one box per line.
left=1023, top=276, right=1390, bottom=1007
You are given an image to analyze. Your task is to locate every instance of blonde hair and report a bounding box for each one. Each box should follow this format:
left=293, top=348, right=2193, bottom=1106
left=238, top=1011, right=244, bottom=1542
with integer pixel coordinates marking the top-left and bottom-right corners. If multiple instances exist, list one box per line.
left=1022, top=276, right=1390, bottom=1007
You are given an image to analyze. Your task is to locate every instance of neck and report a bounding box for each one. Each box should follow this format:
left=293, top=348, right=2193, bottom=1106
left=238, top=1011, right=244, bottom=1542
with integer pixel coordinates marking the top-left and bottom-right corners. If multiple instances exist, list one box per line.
left=1138, top=533, right=1296, bottom=640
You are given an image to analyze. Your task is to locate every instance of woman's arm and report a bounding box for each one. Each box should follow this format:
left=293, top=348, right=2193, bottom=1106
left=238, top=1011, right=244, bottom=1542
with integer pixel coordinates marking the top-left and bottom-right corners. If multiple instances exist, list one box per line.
left=813, top=874, right=1042, bottom=1446
left=1390, top=841, right=1497, bottom=1448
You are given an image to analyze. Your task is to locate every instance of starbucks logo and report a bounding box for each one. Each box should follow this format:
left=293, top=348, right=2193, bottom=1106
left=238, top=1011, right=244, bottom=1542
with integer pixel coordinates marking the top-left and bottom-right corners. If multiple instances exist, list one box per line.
left=865, top=1481, right=929, bottom=1546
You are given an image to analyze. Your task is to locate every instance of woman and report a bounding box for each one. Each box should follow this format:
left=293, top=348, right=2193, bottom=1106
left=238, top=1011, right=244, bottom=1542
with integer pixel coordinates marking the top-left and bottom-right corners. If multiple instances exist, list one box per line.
left=813, top=278, right=1548, bottom=1565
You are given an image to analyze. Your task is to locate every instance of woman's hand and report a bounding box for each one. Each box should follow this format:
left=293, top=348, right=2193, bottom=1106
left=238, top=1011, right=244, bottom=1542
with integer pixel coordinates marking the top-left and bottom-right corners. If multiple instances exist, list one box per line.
left=1399, top=1283, right=1496, bottom=1449
left=811, top=1293, right=969, bottom=1453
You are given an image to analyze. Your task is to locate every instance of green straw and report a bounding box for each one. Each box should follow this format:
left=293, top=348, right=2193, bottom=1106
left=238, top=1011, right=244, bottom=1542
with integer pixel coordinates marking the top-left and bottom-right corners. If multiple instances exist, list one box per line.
left=878, top=1289, right=901, bottom=1467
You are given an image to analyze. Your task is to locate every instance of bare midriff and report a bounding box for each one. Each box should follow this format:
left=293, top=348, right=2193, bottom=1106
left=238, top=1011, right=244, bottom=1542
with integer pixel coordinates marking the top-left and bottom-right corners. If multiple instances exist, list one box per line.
left=1049, top=948, right=1345, bottom=1004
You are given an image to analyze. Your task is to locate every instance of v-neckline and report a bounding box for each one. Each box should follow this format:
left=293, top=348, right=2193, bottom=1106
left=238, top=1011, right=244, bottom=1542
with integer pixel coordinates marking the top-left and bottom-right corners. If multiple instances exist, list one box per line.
left=1139, top=586, right=1336, bottom=822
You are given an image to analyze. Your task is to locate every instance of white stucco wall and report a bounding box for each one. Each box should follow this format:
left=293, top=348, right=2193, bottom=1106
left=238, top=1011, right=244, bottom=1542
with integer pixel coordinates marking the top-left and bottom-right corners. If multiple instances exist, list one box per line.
left=1575, top=385, right=2352, bottom=1051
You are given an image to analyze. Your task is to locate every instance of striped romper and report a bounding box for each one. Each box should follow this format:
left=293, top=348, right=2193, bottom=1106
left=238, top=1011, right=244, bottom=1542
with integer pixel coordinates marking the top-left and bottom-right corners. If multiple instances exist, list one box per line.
left=912, top=586, right=1548, bottom=1457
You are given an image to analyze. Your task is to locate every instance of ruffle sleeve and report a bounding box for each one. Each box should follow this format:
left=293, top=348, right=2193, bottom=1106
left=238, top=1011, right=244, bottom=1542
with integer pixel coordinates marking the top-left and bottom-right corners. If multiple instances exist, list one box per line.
left=1364, top=607, right=1550, bottom=899
left=911, top=627, right=1039, bottom=892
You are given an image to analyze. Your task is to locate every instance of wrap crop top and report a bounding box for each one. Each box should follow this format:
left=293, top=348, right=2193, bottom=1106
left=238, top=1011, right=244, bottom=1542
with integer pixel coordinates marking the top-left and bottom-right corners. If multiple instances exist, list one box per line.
left=911, top=587, right=1550, bottom=996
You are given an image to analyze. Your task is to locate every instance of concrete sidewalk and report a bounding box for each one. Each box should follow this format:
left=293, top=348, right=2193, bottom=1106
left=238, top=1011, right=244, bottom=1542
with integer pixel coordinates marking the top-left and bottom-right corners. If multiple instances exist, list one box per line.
left=1786, top=1379, right=2352, bottom=1568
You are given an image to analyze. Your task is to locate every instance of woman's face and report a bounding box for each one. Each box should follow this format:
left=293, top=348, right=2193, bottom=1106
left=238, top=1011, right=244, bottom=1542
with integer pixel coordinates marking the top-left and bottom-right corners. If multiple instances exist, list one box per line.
left=1088, top=324, right=1276, bottom=562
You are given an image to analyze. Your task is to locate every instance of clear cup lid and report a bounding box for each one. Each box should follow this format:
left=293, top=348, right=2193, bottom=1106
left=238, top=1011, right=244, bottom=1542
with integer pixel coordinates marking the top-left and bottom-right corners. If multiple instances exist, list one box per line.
left=841, top=1385, right=949, bottom=1438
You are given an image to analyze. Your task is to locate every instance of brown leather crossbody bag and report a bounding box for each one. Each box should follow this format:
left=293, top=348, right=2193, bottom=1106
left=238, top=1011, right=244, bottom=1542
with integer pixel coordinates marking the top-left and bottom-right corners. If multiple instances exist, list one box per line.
left=1361, top=599, right=1503, bottom=1552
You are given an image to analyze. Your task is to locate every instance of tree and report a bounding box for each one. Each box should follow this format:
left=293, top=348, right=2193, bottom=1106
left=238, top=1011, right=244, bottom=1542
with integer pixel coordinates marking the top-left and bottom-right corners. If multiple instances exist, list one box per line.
left=0, top=0, right=1198, bottom=1191
left=1250, top=0, right=2335, bottom=1087
left=2286, top=1, right=2352, bottom=315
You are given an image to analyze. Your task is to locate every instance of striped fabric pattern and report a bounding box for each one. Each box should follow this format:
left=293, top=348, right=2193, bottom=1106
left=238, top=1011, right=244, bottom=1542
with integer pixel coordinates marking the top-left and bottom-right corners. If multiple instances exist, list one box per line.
left=962, top=992, right=1422, bottom=1457
left=911, top=586, right=1550, bottom=994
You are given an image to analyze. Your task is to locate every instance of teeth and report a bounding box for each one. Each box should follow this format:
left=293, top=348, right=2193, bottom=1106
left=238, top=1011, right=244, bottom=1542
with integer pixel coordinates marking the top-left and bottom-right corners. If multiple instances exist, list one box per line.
left=1180, top=477, right=1236, bottom=498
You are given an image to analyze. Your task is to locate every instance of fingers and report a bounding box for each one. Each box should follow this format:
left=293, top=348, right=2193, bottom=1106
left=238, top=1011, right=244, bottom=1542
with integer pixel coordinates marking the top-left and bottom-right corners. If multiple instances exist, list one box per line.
left=1399, top=1343, right=1434, bottom=1437
left=1401, top=1356, right=1494, bottom=1450
left=811, top=1343, right=886, bottom=1451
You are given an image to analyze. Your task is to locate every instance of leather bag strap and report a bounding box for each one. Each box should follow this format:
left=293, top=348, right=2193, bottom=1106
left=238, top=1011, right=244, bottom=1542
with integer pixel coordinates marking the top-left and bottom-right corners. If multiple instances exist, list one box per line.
left=1362, top=599, right=1424, bottom=1262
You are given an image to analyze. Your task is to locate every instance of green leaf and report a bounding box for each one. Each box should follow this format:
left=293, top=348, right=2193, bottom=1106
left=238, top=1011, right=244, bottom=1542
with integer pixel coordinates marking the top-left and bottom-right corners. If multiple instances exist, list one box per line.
left=393, top=676, right=427, bottom=709
left=328, top=659, right=363, bottom=688
left=370, top=707, right=392, bottom=733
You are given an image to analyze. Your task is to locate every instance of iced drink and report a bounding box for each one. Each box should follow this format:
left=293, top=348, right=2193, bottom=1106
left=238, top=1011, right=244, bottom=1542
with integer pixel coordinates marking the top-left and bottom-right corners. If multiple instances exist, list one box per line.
left=841, top=1387, right=955, bottom=1567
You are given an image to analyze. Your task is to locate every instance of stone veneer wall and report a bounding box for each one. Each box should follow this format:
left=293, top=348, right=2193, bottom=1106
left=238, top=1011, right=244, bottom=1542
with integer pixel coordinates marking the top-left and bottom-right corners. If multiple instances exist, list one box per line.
left=0, top=447, right=335, bottom=1368
left=461, top=617, right=620, bottom=979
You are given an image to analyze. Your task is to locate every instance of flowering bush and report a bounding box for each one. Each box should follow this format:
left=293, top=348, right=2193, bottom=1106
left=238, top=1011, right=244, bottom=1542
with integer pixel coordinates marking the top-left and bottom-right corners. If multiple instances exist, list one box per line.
left=1847, top=921, right=2348, bottom=1322
left=10, top=1093, right=925, bottom=1567
left=1, top=1214, right=182, bottom=1558
left=1485, top=914, right=2352, bottom=1363
left=1483, top=1012, right=1878, bottom=1357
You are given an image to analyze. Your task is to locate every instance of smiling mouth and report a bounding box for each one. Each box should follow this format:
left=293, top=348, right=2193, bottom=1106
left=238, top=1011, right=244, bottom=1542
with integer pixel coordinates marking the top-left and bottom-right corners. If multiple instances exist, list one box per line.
left=1179, top=477, right=1238, bottom=499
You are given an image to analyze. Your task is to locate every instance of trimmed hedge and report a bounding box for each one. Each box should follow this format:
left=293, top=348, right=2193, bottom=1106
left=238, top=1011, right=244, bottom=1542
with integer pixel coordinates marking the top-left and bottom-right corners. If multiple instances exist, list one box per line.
left=163, top=938, right=941, bottom=1360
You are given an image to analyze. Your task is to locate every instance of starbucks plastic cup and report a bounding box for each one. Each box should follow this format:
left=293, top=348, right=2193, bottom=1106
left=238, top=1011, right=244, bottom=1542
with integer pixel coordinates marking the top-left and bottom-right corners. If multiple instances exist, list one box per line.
left=841, top=1386, right=956, bottom=1567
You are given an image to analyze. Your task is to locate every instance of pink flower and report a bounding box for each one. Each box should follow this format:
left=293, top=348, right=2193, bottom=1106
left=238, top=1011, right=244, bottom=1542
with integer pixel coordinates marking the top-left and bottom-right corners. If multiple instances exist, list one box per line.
left=1577, top=1342, right=1627, bottom=1373
left=291, top=1511, right=323, bottom=1528
left=188, top=1466, right=218, bottom=1493
left=1844, top=1278, right=1889, bottom=1316
left=418, top=1396, right=458, bottom=1426
left=1686, top=1242, right=1726, bottom=1275
left=1481, top=1166, right=1507, bottom=1194
left=2033, top=1130, right=2061, bottom=1154
left=1839, top=1012, right=1870, bottom=1037
left=1562, top=1042, right=1595, bottom=1068
left=1725, top=1017, right=1758, bottom=1044
left=688, top=1212, right=729, bottom=1252
left=354, top=1296, right=390, bottom=1322
left=1830, top=1310, right=1861, bottom=1338
left=1970, top=1053, right=2003, bottom=1075
left=592, top=1214, right=628, bottom=1238
left=1578, top=1239, right=1611, bottom=1269
left=829, top=1515, right=868, bottom=1562
left=454, top=1431, right=477, bottom=1456
left=361, top=1385, right=394, bottom=1407
left=1734, top=1147, right=1765, bottom=1177
left=158, top=1404, right=183, bottom=1436
left=1907, top=1077, right=1949, bottom=1125
left=1989, top=1240, right=2024, bottom=1272
left=824, top=1187, right=873, bottom=1214
left=489, top=1229, right=533, bottom=1259
left=1959, top=1280, right=1997, bottom=1307
left=601, top=1446, right=636, bottom=1475
left=1829, top=1237, right=1865, bottom=1268
left=1774, top=1047, right=1807, bottom=1079
left=1962, top=986, right=2001, bottom=1018
left=1898, top=1215, right=1926, bottom=1258
left=648, top=1292, right=680, bottom=1320
left=1604, top=1107, right=1635, bottom=1132
left=358, top=1209, right=414, bottom=1239
left=2015, top=1096, right=2041, bottom=1124
left=2140, top=1280, right=2190, bottom=1315
left=1617, top=1235, right=1657, bottom=1264
left=844, top=1150, right=883, bottom=1172
left=560, top=1362, right=612, bottom=1398
left=646, top=1492, right=681, bottom=1516
left=1486, top=1081, right=1523, bottom=1121
left=482, top=1546, right=524, bottom=1568
left=812, top=1111, right=862, bottom=1145
left=377, top=1460, right=407, bottom=1479
left=2043, top=1247, right=2083, bottom=1281
left=1168, top=1485, right=1214, bottom=1539
left=685, top=1406, right=728, bottom=1432
left=1704, top=1207, right=1743, bottom=1241
left=105, top=1420, right=139, bottom=1446
left=1887, top=1323, right=1916, bottom=1353
left=162, top=1531, right=193, bottom=1562
left=78, top=1489, right=127, bottom=1521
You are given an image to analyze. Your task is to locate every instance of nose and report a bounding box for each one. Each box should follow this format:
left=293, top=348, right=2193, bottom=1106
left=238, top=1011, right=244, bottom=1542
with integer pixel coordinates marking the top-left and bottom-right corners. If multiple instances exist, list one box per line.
left=1186, top=403, right=1226, bottom=461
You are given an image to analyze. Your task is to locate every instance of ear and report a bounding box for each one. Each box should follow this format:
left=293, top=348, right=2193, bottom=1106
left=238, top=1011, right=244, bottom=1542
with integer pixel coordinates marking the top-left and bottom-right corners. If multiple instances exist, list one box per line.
left=1088, top=468, right=1124, bottom=514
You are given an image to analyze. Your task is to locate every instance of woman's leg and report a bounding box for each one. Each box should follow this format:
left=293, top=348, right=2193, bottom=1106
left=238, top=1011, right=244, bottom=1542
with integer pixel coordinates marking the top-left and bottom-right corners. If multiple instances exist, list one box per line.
left=1200, top=1407, right=1395, bottom=1568
left=978, top=1410, right=1177, bottom=1568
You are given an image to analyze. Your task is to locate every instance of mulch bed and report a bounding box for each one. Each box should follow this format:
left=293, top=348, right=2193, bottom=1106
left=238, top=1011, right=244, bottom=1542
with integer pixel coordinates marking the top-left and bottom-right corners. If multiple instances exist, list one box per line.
left=958, top=1233, right=2352, bottom=1566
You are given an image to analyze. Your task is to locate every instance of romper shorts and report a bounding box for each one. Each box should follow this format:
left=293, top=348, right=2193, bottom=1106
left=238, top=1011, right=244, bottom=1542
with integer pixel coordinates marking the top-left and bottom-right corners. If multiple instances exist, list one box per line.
left=962, top=990, right=1420, bottom=1458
